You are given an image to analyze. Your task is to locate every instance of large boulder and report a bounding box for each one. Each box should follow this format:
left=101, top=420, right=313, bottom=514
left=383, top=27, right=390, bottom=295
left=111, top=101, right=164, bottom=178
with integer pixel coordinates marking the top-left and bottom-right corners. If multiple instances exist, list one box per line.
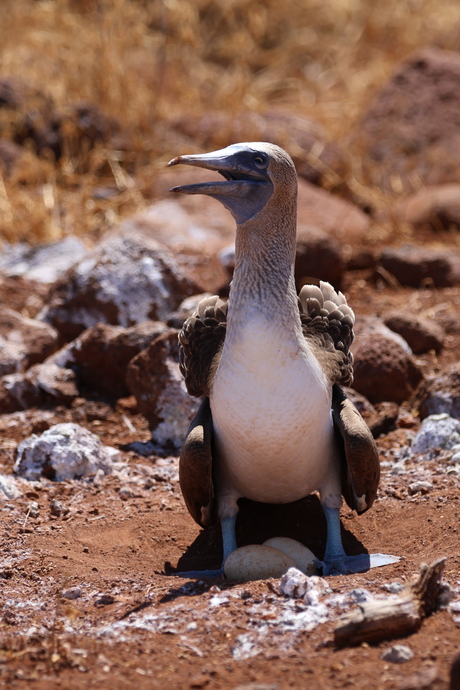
left=297, top=179, right=370, bottom=243
left=39, top=231, right=200, bottom=340
left=383, top=184, right=460, bottom=232
left=0, top=357, right=79, bottom=414
left=352, top=48, right=460, bottom=190
left=0, top=237, right=88, bottom=284
left=352, top=319, right=423, bottom=404
left=295, top=225, right=344, bottom=288
left=0, top=307, right=58, bottom=376
left=383, top=312, right=445, bottom=354
left=70, top=321, right=168, bottom=399
left=379, top=245, right=460, bottom=288
left=127, top=330, right=200, bottom=449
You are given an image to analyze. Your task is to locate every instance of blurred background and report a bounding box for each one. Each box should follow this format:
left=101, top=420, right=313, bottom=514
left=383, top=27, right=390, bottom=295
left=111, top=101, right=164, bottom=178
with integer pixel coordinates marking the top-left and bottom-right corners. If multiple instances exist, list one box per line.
left=0, top=0, right=459, bottom=244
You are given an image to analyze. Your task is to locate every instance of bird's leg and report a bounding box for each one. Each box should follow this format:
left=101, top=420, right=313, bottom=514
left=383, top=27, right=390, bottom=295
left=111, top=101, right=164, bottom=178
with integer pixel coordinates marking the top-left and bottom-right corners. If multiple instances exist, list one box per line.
left=173, top=513, right=238, bottom=580
left=318, top=492, right=400, bottom=575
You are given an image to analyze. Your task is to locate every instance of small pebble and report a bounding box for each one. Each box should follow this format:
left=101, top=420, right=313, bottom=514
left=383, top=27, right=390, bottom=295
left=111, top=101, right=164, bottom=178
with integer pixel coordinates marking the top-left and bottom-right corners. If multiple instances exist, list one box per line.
left=61, top=587, right=82, bottom=600
left=119, top=486, right=134, bottom=500
left=94, top=594, right=115, bottom=607
left=50, top=498, right=69, bottom=516
left=279, top=567, right=309, bottom=598
left=408, top=481, right=433, bottom=495
left=26, top=501, right=40, bottom=519
left=381, top=582, right=404, bottom=594
left=224, top=545, right=294, bottom=582
left=381, top=644, right=414, bottom=663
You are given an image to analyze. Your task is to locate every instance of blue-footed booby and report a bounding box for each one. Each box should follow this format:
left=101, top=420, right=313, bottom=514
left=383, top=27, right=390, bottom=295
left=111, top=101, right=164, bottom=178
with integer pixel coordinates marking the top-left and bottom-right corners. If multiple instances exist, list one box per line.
left=168, top=142, right=391, bottom=577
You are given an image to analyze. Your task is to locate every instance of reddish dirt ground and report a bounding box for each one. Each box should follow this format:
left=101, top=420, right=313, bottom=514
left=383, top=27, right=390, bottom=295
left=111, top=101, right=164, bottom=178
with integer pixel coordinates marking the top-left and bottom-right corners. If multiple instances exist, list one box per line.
left=1, top=270, right=460, bottom=689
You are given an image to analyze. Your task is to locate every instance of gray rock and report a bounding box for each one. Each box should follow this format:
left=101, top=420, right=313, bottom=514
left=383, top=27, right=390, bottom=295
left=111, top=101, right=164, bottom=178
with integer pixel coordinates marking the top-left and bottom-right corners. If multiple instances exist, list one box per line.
left=411, top=414, right=460, bottom=458
left=14, top=422, right=120, bottom=481
left=61, top=587, right=82, bottom=600
left=384, top=312, right=445, bottom=354
left=0, top=237, right=88, bottom=284
left=418, top=363, right=460, bottom=419
left=39, top=231, right=200, bottom=340
left=381, top=644, right=414, bottom=663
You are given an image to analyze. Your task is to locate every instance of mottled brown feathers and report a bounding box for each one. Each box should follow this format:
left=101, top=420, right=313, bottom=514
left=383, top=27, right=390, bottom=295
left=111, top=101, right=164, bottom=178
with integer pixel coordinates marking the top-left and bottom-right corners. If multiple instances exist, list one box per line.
left=332, top=384, right=380, bottom=514
left=299, top=281, right=355, bottom=387
left=179, top=397, right=215, bottom=527
left=178, top=295, right=227, bottom=397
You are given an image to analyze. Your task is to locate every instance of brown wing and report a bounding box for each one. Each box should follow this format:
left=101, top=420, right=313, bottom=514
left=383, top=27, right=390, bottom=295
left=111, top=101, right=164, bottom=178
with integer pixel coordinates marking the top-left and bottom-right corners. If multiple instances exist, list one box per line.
left=332, top=384, right=380, bottom=514
left=298, top=281, right=354, bottom=386
left=179, top=397, right=216, bottom=527
left=179, top=295, right=227, bottom=397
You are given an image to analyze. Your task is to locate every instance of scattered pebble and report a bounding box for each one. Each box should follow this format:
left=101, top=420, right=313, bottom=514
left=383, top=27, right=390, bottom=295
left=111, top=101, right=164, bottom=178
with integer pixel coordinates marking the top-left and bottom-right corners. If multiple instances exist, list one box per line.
left=381, top=644, right=414, bottom=663
left=0, top=474, right=22, bottom=500
left=94, top=594, right=115, bottom=607
left=26, top=501, right=39, bottom=518
left=61, top=587, right=82, bottom=600
left=381, top=582, right=404, bottom=594
left=50, top=498, right=69, bottom=516
left=408, top=481, right=433, bottom=495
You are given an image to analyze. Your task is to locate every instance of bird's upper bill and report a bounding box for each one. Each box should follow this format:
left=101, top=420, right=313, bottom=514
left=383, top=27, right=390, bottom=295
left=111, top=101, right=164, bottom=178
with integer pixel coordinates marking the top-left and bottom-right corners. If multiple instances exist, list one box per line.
left=167, top=142, right=275, bottom=224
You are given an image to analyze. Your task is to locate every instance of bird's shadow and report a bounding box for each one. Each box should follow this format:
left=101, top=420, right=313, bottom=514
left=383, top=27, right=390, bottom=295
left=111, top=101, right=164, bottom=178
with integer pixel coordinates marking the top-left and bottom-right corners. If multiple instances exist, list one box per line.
left=166, top=495, right=368, bottom=577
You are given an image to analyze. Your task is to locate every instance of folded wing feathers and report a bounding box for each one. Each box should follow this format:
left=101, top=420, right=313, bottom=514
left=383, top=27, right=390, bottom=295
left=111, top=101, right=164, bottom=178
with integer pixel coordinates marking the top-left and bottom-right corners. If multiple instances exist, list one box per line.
left=179, top=296, right=228, bottom=397
left=299, top=281, right=355, bottom=386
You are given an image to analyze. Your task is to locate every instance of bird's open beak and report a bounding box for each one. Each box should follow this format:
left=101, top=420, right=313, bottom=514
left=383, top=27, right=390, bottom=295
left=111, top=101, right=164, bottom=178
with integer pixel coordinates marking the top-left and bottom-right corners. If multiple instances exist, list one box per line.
left=167, top=146, right=266, bottom=197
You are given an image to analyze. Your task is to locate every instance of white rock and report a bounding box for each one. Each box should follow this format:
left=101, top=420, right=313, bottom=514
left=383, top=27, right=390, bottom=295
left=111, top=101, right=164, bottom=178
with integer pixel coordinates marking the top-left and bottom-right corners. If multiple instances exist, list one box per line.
left=411, top=414, right=460, bottom=457
left=0, top=473, right=22, bottom=499
left=14, top=423, right=119, bottom=481
left=263, top=537, right=317, bottom=575
left=224, top=545, right=295, bottom=582
left=61, top=587, right=82, bottom=600
left=381, top=644, right=414, bottom=663
left=408, top=480, right=433, bottom=494
left=279, top=567, right=309, bottom=598
left=0, top=237, right=88, bottom=284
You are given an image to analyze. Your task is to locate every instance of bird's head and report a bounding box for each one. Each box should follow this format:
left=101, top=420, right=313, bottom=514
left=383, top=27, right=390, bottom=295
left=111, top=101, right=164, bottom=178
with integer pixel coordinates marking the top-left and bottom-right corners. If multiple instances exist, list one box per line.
left=168, top=142, right=297, bottom=225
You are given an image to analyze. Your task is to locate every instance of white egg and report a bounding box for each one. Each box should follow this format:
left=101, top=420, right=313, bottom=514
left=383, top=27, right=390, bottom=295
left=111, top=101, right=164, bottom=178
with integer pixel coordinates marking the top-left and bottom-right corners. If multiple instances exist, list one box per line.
left=224, top=545, right=295, bottom=582
left=263, top=537, right=317, bottom=575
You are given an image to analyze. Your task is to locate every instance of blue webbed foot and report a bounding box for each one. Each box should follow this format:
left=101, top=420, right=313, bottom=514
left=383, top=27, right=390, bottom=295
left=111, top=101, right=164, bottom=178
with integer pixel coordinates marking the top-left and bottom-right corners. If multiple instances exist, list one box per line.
left=318, top=552, right=401, bottom=576
left=173, top=568, right=224, bottom=579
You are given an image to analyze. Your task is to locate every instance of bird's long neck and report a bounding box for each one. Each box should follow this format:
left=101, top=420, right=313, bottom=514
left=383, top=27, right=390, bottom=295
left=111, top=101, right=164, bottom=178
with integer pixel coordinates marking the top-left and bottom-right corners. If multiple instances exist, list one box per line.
left=227, top=194, right=300, bottom=332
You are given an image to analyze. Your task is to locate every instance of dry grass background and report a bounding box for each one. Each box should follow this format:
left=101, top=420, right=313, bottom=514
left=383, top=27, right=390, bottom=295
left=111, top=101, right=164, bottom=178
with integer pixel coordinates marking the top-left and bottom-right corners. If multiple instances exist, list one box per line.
left=0, top=0, right=459, bottom=244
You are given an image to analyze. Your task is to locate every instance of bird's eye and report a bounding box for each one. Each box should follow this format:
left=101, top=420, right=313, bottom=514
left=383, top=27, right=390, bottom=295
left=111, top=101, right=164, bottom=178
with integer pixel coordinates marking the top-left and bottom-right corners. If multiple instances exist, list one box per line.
left=253, top=154, right=268, bottom=168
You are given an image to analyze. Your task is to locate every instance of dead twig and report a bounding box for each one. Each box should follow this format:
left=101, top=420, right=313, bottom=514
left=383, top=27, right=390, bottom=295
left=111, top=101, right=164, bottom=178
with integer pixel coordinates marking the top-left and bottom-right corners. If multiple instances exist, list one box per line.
left=334, top=558, right=446, bottom=648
